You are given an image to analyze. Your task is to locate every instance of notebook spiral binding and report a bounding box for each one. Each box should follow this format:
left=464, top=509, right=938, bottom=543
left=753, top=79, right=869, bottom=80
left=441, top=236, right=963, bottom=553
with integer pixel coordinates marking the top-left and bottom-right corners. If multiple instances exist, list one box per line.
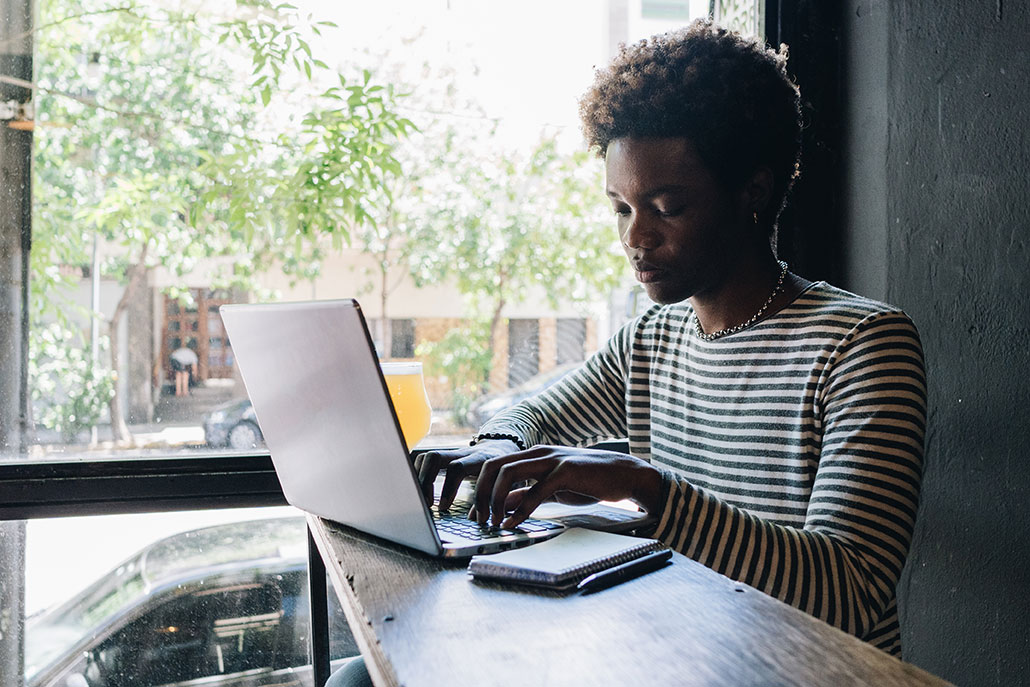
left=557, top=540, right=666, bottom=579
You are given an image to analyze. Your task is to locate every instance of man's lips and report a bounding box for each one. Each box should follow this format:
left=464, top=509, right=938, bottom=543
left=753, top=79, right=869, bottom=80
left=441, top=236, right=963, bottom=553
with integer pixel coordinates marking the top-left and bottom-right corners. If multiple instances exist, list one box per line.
left=636, top=269, right=665, bottom=283
left=633, top=262, right=667, bottom=283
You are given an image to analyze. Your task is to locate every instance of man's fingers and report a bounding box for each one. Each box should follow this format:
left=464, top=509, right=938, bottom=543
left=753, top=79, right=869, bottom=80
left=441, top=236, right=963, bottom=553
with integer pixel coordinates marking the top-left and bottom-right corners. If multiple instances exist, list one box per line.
left=489, top=457, right=558, bottom=526
left=501, top=476, right=564, bottom=529
left=415, top=452, right=441, bottom=503
left=473, top=453, right=520, bottom=524
left=438, top=459, right=473, bottom=511
left=503, top=486, right=531, bottom=514
left=469, top=486, right=531, bottom=524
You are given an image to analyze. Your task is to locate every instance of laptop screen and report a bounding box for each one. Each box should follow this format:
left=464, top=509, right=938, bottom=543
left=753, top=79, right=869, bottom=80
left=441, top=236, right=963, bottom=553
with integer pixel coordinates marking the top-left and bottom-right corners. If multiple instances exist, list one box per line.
left=220, top=299, right=443, bottom=556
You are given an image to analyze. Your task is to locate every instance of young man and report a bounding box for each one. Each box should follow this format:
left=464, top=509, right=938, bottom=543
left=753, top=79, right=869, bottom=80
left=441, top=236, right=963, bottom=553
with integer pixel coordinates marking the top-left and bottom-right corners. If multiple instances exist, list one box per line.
left=415, top=21, right=926, bottom=656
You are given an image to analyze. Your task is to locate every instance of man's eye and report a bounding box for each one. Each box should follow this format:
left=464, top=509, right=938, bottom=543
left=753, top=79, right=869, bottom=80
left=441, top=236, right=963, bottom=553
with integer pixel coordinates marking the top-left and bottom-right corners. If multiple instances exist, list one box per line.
left=656, top=206, right=684, bottom=217
left=612, top=207, right=631, bottom=217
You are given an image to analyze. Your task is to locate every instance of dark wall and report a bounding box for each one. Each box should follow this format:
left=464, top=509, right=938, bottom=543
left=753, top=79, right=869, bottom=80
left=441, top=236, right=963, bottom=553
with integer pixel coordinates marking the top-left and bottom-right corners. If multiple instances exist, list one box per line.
left=842, top=2, right=1030, bottom=685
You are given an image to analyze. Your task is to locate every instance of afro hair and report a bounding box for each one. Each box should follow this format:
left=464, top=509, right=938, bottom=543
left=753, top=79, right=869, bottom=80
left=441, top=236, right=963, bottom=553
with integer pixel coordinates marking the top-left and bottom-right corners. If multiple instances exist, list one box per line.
left=579, top=19, right=802, bottom=230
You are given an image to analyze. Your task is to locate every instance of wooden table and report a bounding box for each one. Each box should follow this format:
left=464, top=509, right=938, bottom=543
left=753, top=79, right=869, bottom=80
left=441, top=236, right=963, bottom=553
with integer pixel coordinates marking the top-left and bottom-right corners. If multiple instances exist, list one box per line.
left=308, top=515, right=950, bottom=687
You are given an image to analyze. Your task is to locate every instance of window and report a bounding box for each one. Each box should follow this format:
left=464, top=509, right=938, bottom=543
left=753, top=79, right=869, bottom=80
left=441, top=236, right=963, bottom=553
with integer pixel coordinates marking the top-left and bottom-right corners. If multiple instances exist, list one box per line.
left=556, top=319, right=588, bottom=366
left=7, top=0, right=712, bottom=463
left=507, top=320, right=540, bottom=388
left=390, top=319, right=416, bottom=359
left=23, top=511, right=358, bottom=687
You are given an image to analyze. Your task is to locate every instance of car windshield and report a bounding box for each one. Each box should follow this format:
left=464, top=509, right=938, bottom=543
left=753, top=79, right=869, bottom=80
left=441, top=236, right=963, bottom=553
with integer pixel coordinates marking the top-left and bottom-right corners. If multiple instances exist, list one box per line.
left=24, top=564, right=147, bottom=678
left=24, top=517, right=307, bottom=680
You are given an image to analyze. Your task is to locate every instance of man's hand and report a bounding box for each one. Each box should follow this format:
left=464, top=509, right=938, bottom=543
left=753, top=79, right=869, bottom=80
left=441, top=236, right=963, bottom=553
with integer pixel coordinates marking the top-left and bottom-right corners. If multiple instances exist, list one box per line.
left=470, top=445, right=663, bottom=529
left=413, top=439, right=522, bottom=510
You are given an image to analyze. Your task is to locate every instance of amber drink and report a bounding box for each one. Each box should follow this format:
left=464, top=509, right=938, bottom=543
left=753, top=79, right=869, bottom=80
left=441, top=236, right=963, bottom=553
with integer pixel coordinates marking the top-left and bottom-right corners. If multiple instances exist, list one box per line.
left=380, top=362, right=432, bottom=449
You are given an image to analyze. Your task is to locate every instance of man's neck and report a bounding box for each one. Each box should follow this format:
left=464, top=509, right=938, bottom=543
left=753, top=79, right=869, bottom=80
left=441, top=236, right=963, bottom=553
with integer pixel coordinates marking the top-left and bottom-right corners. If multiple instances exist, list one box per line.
left=689, top=251, right=809, bottom=336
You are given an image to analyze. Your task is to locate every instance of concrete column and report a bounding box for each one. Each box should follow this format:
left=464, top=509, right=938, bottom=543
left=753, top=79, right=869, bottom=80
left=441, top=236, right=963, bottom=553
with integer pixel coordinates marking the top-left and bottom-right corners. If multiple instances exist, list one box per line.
left=0, top=0, right=32, bottom=456
left=0, top=2, right=33, bottom=684
left=842, top=3, right=1030, bottom=684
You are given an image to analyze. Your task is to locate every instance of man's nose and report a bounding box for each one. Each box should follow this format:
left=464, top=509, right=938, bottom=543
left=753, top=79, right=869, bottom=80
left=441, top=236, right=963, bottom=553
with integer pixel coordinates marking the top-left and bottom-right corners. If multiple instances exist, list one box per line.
left=621, top=214, right=661, bottom=251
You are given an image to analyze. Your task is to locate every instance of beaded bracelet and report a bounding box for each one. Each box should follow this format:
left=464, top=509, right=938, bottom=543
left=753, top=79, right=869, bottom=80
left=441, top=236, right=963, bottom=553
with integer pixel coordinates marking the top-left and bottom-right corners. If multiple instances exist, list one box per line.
left=470, top=432, right=527, bottom=451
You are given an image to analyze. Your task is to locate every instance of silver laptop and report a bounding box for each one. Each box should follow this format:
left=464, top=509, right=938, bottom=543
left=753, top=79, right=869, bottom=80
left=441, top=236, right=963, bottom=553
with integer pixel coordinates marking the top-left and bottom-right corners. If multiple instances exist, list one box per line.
left=220, top=299, right=565, bottom=558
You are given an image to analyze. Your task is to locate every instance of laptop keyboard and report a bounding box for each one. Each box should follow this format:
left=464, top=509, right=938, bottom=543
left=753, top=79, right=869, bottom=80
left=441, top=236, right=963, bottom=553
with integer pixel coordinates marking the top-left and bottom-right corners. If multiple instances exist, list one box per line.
left=433, top=500, right=563, bottom=541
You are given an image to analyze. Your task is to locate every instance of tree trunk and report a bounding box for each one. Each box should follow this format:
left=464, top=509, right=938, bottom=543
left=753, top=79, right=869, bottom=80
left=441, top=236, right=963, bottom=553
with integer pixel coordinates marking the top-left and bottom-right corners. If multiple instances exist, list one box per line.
left=106, top=315, right=131, bottom=444
left=485, top=292, right=506, bottom=395
left=379, top=256, right=392, bottom=359
left=105, top=247, right=149, bottom=445
left=488, top=271, right=508, bottom=362
left=488, top=298, right=505, bottom=359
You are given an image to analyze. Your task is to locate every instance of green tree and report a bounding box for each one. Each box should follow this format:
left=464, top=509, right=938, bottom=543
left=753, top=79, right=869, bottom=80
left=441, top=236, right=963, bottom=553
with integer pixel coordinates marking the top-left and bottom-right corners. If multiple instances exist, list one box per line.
left=29, top=324, right=115, bottom=442
left=341, top=53, right=482, bottom=359
left=411, top=133, right=625, bottom=386
left=415, top=319, right=492, bottom=426
left=31, top=0, right=413, bottom=443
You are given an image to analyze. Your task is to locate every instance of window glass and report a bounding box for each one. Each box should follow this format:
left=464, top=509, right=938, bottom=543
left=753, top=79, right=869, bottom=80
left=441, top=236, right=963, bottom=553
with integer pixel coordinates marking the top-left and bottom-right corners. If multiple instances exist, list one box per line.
left=556, top=319, right=588, bottom=367
left=390, top=319, right=416, bottom=359
left=17, top=0, right=708, bottom=462
left=23, top=507, right=357, bottom=687
left=507, top=319, right=541, bottom=388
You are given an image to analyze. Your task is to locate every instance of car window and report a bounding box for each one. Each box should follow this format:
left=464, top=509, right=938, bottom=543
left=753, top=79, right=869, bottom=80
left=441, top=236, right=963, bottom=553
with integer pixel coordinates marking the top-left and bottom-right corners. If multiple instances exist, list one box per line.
left=37, top=566, right=359, bottom=687
left=81, top=573, right=289, bottom=686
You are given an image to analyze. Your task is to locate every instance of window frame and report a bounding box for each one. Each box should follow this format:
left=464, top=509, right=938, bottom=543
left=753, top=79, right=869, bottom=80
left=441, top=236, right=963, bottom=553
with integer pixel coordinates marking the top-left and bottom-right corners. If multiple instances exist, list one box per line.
left=0, top=453, right=284, bottom=521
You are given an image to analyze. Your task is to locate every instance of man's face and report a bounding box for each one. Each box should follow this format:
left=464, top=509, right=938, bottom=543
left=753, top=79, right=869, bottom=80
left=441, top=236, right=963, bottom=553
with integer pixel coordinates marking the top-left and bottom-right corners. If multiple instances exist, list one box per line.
left=605, top=137, right=749, bottom=305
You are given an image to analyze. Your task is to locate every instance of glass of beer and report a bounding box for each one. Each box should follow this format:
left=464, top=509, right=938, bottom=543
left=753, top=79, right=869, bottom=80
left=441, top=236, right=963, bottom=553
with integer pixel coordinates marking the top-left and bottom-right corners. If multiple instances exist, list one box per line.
left=380, top=361, right=432, bottom=450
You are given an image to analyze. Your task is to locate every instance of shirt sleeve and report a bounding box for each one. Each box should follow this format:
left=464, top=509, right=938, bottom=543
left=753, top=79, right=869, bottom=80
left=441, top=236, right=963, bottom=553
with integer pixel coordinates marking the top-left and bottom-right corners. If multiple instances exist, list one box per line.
left=651, top=310, right=926, bottom=641
left=476, top=316, right=638, bottom=449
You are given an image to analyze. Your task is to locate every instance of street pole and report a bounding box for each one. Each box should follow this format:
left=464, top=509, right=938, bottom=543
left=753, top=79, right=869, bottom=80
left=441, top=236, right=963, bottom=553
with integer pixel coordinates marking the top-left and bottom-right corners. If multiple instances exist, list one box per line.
left=0, top=0, right=33, bottom=683
left=90, top=232, right=100, bottom=445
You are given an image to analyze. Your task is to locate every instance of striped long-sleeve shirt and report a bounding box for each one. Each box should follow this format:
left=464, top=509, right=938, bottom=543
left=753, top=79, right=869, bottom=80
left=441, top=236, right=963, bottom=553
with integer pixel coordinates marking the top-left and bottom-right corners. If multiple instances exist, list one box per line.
left=478, top=281, right=926, bottom=655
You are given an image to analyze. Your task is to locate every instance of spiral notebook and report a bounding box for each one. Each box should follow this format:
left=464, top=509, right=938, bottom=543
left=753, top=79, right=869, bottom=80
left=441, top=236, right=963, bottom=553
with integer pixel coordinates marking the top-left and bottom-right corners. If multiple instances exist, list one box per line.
left=467, top=528, right=667, bottom=590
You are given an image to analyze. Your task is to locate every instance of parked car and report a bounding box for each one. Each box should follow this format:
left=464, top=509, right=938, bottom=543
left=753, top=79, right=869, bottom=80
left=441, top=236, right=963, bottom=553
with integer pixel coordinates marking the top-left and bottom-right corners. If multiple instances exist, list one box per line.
left=466, top=363, right=581, bottom=428
left=204, top=398, right=264, bottom=450
left=25, top=517, right=358, bottom=687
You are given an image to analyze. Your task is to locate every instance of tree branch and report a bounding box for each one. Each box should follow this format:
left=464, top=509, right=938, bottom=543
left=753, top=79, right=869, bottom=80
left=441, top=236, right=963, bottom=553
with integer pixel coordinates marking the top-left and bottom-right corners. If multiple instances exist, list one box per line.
left=0, top=72, right=282, bottom=147
left=0, top=6, right=138, bottom=51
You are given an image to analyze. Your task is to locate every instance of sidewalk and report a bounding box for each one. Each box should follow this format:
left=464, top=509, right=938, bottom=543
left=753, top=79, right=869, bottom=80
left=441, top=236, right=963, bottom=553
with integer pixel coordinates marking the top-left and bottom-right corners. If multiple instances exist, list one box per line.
left=22, top=417, right=469, bottom=460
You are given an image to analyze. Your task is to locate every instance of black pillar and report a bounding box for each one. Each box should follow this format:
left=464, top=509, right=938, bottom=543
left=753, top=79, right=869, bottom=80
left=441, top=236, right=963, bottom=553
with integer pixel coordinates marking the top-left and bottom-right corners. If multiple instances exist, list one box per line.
left=765, top=0, right=846, bottom=283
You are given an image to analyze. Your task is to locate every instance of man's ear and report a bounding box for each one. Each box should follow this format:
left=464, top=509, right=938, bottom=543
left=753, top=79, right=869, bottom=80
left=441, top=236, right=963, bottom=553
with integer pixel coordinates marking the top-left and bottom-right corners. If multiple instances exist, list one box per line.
left=740, top=166, right=775, bottom=215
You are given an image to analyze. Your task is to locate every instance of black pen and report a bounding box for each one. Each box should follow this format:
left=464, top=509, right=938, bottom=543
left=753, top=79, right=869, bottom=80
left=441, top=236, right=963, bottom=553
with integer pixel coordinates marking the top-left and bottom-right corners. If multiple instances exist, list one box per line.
left=577, top=549, right=673, bottom=594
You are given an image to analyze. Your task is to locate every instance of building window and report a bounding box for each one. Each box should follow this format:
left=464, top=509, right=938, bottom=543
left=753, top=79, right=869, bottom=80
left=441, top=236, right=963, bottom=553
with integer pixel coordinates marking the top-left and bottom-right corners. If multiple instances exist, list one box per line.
left=508, top=319, right=540, bottom=388
left=641, top=1, right=694, bottom=21
left=556, top=319, right=587, bottom=366
left=390, top=319, right=416, bottom=359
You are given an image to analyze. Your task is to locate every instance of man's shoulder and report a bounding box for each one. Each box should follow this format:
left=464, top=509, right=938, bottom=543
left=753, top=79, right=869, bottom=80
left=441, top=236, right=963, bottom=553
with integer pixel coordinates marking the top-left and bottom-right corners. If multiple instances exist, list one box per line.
left=795, top=282, right=916, bottom=328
